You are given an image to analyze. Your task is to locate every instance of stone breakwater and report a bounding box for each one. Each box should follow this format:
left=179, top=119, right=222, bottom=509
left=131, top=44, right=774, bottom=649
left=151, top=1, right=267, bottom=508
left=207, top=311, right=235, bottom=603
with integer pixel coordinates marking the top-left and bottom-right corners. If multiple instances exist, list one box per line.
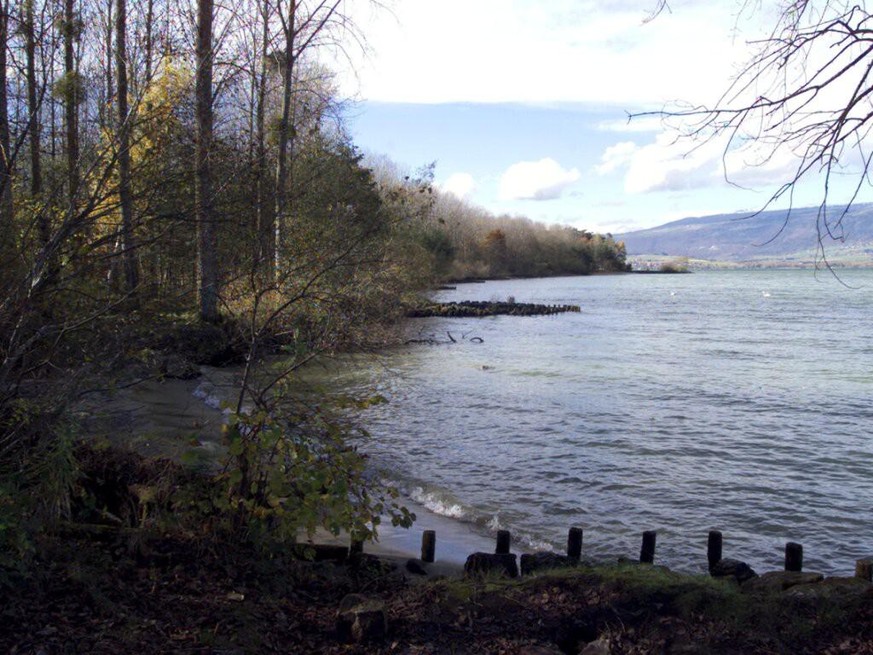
left=407, top=300, right=581, bottom=318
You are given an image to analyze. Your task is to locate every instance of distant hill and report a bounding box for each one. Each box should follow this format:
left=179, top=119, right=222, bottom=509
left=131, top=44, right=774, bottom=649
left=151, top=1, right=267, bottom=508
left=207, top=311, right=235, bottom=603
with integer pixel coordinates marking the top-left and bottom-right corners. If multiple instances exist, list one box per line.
left=617, top=203, right=873, bottom=266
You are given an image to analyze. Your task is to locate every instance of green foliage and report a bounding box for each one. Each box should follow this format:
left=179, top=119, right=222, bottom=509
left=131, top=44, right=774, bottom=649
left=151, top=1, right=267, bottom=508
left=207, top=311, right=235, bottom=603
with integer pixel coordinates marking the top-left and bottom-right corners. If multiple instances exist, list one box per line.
left=374, top=166, right=629, bottom=282
left=209, top=399, right=413, bottom=551
left=52, top=71, right=85, bottom=105
left=660, top=257, right=690, bottom=273
left=0, top=408, right=79, bottom=583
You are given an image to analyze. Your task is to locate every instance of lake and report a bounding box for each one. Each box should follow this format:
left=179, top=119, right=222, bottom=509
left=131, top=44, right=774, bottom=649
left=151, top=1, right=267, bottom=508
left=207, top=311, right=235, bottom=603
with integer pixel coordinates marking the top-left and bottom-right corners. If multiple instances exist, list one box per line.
left=334, top=269, right=873, bottom=575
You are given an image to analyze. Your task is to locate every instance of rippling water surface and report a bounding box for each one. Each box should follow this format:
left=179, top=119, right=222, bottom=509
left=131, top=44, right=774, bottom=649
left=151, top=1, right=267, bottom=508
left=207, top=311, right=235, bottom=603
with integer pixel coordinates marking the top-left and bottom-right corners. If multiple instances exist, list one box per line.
left=337, top=269, right=873, bottom=574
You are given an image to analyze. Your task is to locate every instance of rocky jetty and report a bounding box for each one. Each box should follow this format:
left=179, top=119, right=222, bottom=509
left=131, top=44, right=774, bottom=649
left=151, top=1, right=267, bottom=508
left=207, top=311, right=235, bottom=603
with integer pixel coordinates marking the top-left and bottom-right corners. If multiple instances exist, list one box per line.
left=408, top=300, right=581, bottom=318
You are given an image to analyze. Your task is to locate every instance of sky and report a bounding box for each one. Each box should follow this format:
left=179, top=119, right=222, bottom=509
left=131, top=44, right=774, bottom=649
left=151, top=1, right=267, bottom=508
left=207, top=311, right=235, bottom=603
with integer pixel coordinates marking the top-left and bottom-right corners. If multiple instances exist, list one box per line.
left=331, top=0, right=871, bottom=234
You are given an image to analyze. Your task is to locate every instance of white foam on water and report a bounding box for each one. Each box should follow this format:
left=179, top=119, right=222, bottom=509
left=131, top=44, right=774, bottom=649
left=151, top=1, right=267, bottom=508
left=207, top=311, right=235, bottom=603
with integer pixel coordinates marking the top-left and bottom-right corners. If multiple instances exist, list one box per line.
left=410, top=486, right=466, bottom=519
left=192, top=381, right=228, bottom=412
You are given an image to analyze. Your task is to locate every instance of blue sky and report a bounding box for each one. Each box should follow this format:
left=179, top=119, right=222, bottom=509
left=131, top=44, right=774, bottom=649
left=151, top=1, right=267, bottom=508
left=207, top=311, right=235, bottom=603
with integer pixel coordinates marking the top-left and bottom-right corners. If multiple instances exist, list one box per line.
left=334, top=0, right=871, bottom=234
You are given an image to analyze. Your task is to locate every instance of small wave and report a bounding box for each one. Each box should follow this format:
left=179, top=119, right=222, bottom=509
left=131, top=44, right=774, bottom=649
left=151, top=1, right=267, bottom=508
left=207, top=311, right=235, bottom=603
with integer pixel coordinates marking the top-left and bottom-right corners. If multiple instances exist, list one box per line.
left=410, top=486, right=466, bottom=519
left=193, top=382, right=225, bottom=411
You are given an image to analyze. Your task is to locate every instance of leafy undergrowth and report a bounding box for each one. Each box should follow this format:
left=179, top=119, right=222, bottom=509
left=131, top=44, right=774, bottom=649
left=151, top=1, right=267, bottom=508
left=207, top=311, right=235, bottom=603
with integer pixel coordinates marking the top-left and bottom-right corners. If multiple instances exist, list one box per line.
left=4, top=448, right=873, bottom=654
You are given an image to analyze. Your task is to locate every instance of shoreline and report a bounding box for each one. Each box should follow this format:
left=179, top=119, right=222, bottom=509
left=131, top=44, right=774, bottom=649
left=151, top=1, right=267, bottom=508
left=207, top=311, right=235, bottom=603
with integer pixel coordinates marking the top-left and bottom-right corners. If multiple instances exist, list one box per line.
left=308, top=495, right=510, bottom=567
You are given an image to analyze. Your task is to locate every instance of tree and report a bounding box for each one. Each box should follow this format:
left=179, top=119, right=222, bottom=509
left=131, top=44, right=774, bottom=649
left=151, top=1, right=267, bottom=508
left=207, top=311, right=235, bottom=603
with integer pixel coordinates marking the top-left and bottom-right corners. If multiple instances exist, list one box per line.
left=642, top=1, right=873, bottom=257
left=22, top=0, right=44, bottom=215
left=0, top=0, right=13, bottom=235
left=269, top=0, right=370, bottom=277
left=116, top=0, right=138, bottom=294
left=195, top=0, right=219, bottom=322
left=62, top=0, right=80, bottom=217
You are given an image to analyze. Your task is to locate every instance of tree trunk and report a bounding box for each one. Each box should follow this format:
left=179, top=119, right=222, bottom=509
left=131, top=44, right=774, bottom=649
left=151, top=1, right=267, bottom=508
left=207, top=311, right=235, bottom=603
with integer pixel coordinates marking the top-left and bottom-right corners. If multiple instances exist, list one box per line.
left=0, top=0, right=14, bottom=235
left=195, top=0, right=219, bottom=322
left=273, top=0, right=296, bottom=278
left=102, top=0, right=112, bottom=130
left=116, top=0, right=137, bottom=294
left=255, top=0, right=270, bottom=269
left=24, top=0, right=43, bottom=207
left=64, top=0, right=80, bottom=215
left=144, top=0, right=154, bottom=83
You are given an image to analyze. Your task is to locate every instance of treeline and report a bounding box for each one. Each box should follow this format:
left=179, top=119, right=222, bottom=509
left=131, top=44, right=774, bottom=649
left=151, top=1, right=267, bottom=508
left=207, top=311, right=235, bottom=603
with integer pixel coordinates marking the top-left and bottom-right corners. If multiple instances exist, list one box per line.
left=370, top=160, right=627, bottom=282
left=0, top=0, right=624, bottom=355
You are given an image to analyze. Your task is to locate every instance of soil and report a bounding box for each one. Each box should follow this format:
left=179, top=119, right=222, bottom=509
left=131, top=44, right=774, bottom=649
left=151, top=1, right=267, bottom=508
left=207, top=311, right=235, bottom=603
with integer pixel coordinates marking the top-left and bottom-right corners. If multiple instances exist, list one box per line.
left=4, top=443, right=873, bottom=655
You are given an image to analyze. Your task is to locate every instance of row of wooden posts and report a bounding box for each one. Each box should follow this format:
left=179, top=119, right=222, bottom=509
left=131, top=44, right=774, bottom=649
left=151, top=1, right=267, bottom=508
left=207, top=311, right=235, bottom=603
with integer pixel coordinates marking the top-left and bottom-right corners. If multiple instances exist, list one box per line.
left=389, top=528, right=873, bottom=580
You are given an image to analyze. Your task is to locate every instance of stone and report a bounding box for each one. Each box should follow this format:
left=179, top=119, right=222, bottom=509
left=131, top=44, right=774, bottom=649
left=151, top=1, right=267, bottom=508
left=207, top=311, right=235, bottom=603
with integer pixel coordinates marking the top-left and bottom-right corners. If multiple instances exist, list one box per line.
left=710, top=558, right=758, bottom=583
left=336, top=594, right=386, bottom=643
left=784, top=576, right=873, bottom=602
left=520, top=552, right=579, bottom=576
left=160, top=354, right=200, bottom=380
left=742, top=571, right=824, bottom=593
left=292, top=544, right=349, bottom=561
left=464, top=552, right=519, bottom=578
left=580, top=637, right=611, bottom=655
left=405, top=558, right=428, bottom=575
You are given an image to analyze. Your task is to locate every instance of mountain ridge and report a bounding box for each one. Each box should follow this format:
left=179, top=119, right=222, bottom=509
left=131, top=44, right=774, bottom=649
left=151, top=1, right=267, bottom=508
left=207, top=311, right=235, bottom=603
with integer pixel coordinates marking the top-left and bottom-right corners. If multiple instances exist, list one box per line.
left=616, top=203, right=873, bottom=265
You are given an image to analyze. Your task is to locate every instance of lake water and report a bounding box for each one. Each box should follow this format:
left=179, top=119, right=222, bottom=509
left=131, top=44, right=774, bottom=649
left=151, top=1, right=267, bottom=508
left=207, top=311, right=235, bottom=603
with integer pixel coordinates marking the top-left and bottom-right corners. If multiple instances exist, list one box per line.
left=334, top=269, right=873, bottom=575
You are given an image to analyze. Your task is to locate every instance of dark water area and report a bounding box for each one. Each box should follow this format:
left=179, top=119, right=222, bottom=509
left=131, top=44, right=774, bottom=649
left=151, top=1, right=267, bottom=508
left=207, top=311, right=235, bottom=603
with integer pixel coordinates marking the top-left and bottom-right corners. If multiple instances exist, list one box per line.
left=330, top=269, right=873, bottom=575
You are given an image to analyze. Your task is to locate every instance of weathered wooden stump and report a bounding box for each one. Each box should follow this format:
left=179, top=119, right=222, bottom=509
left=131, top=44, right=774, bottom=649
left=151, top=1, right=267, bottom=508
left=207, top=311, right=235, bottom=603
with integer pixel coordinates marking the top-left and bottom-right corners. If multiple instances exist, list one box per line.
left=785, top=542, right=803, bottom=572
left=640, top=530, right=657, bottom=564
left=567, top=527, right=583, bottom=560
left=707, top=530, right=723, bottom=571
left=496, top=529, right=511, bottom=555
left=421, top=530, right=436, bottom=563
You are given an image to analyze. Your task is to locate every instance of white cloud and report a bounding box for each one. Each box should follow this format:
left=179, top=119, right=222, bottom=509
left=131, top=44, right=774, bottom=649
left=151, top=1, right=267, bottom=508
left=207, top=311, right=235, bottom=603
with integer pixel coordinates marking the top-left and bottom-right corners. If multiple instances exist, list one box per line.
left=597, top=116, right=665, bottom=133
left=596, top=141, right=638, bottom=175
left=336, top=1, right=766, bottom=106
left=499, top=158, right=581, bottom=201
left=441, top=172, right=477, bottom=199
left=596, top=125, right=811, bottom=197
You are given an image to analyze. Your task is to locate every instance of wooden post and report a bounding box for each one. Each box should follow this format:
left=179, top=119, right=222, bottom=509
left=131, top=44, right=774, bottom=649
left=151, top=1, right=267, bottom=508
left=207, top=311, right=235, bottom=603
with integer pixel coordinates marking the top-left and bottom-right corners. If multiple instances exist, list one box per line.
left=640, top=531, right=657, bottom=564
left=496, top=530, right=511, bottom=555
left=785, top=542, right=803, bottom=572
left=350, top=539, right=364, bottom=557
left=855, top=558, right=873, bottom=581
left=567, top=527, right=583, bottom=560
left=707, top=530, right=723, bottom=571
left=421, top=530, right=436, bottom=563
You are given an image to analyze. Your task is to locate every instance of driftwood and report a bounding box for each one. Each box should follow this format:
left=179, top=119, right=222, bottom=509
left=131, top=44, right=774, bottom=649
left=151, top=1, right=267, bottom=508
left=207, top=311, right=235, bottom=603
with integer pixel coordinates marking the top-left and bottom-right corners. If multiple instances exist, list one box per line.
left=406, top=331, right=484, bottom=345
left=408, top=301, right=581, bottom=318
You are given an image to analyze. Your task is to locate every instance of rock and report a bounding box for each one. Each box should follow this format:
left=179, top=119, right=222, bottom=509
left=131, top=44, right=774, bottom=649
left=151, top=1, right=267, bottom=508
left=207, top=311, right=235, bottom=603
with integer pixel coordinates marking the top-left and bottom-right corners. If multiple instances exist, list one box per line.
left=405, top=558, right=428, bottom=575
left=464, top=552, right=519, bottom=578
left=580, top=637, right=611, bottom=655
left=743, top=571, right=824, bottom=593
left=710, top=558, right=758, bottom=583
left=291, top=544, right=349, bottom=561
left=784, top=576, right=873, bottom=602
left=164, top=323, right=241, bottom=366
left=160, top=354, right=200, bottom=380
left=336, top=594, right=386, bottom=643
left=520, top=552, right=579, bottom=576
